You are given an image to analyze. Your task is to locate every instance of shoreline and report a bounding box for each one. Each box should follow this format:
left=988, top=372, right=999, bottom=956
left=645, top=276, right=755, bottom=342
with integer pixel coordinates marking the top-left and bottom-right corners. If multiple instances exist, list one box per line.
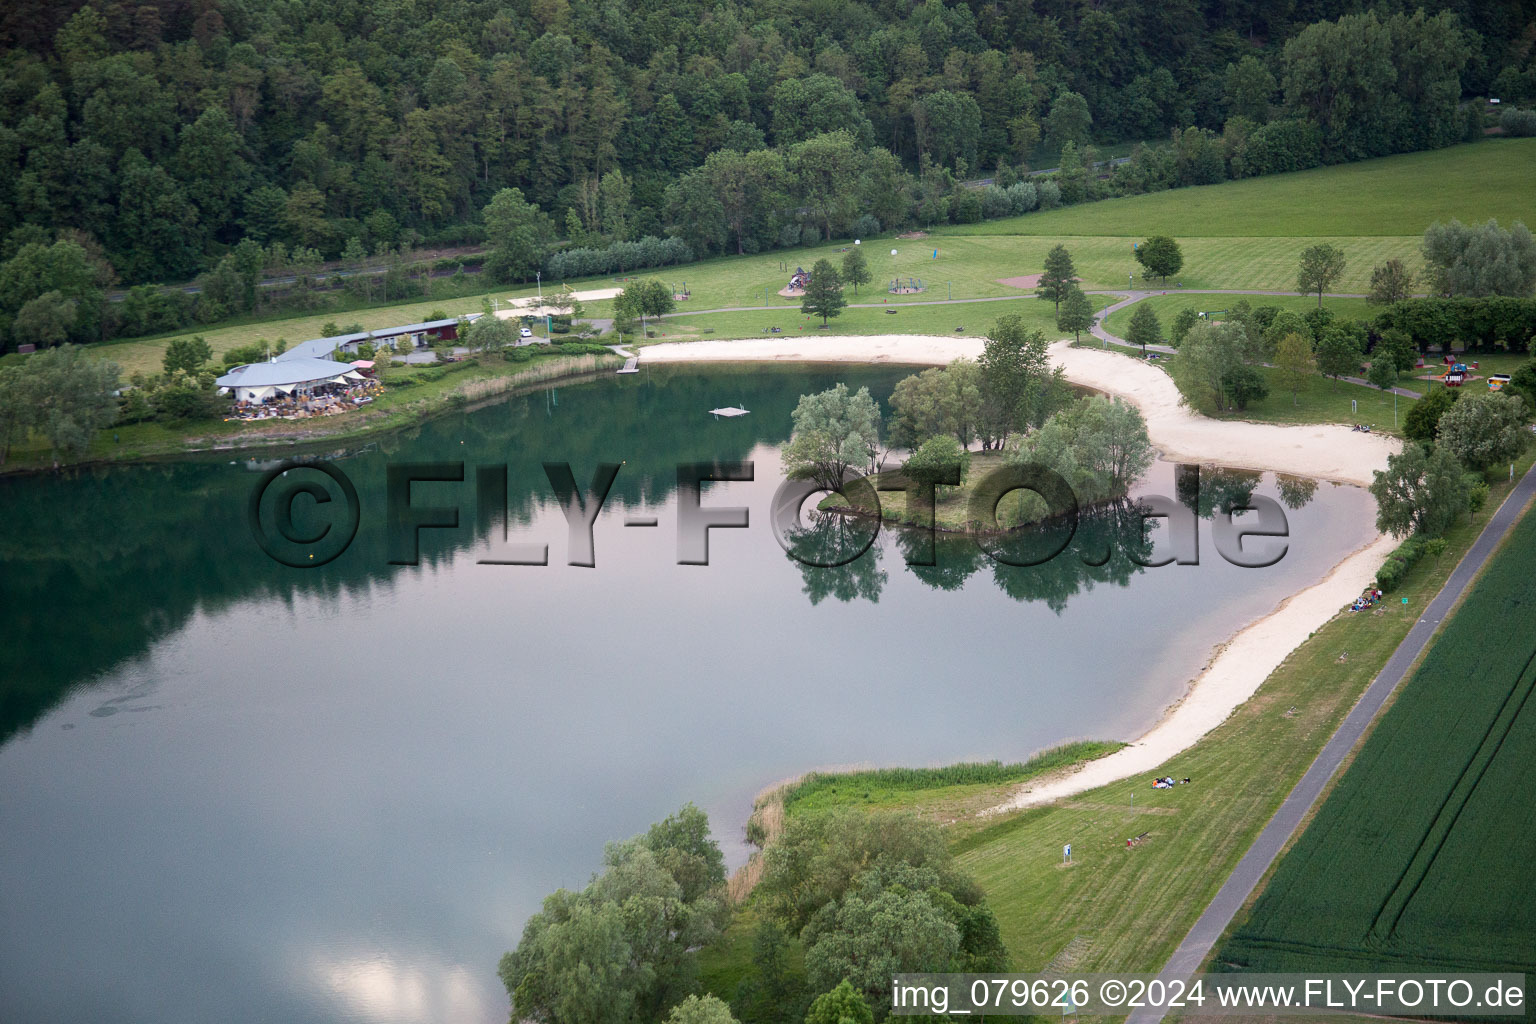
left=640, top=333, right=1402, bottom=815
left=0, top=353, right=621, bottom=478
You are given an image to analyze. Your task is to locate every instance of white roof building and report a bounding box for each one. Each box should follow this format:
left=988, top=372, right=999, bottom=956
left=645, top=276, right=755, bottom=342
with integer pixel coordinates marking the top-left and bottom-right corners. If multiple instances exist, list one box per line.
left=214, top=358, right=367, bottom=402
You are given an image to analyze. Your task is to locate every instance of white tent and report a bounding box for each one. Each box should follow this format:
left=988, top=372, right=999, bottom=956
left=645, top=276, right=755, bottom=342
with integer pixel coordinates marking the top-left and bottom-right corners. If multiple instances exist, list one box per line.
left=215, top=358, right=366, bottom=403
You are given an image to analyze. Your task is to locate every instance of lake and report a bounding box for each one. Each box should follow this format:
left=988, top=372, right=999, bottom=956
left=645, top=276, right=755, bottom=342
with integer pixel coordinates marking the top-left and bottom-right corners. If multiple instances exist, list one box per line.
left=0, top=363, right=1378, bottom=1024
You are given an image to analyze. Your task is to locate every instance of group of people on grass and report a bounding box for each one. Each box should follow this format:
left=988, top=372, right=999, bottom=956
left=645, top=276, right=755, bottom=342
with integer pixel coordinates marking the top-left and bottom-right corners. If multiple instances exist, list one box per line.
left=1151, top=776, right=1191, bottom=789
left=1351, top=588, right=1385, bottom=612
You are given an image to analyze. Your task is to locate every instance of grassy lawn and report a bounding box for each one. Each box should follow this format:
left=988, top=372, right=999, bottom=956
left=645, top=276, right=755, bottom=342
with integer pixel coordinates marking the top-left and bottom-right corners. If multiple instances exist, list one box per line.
left=950, top=138, right=1536, bottom=238
left=86, top=140, right=1535, bottom=379
left=774, top=742, right=1126, bottom=820
left=640, top=294, right=1121, bottom=344
left=1232, top=367, right=1417, bottom=432
left=1102, top=294, right=1377, bottom=339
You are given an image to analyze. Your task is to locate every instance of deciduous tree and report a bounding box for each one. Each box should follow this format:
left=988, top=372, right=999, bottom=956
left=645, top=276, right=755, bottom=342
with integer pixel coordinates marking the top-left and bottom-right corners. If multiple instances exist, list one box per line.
left=1296, top=243, right=1346, bottom=307
left=162, top=335, right=212, bottom=375
left=483, top=187, right=548, bottom=283
left=1126, top=302, right=1163, bottom=355
left=1275, top=332, right=1315, bottom=405
left=1435, top=391, right=1531, bottom=468
left=1315, top=326, right=1364, bottom=388
left=1368, top=258, right=1415, bottom=305
left=782, top=383, right=882, bottom=493
left=1370, top=444, right=1469, bottom=537
left=1134, top=236, right=1183, bottom=282
left=979, top=315, right=1053, bottom=446
left=840, top=248, right=871, bottom=295
left=1056, top=286, right=1095, bottom=342
left=1421, top=218, right=1536, bottom=298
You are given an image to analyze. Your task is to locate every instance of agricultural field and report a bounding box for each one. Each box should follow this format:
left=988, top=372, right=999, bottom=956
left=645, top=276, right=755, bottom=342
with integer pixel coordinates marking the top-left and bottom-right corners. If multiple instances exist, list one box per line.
left=1221, top=504, right=1536, bottom=975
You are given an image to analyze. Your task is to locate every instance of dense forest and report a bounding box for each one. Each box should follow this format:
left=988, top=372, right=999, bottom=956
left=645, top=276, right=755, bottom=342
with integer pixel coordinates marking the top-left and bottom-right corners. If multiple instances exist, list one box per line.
left=1, top=0, right=1534, bottom=347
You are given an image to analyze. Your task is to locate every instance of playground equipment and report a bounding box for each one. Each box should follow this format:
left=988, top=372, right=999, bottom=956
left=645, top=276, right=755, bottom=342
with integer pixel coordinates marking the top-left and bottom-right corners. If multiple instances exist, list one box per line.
left=887, top=276, right=926, bottom=294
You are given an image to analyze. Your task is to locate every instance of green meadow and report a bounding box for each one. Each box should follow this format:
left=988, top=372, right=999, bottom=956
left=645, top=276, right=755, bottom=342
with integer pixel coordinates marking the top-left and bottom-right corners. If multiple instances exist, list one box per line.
left=952, top=138, right=1536, bottom=238
left=94, top=139, right=1536, bottom=380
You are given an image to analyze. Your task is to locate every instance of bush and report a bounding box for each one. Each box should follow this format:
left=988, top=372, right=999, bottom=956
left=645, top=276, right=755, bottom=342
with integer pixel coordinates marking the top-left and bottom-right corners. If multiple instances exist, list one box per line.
left=1499, top=108, right=1536, bottom=137
left=951, top=190, right=983, bottom=223
left=1036, top=179, right=1062, bottom=209
left=1376, top=536, right=1426, bottom=592
left=1007, top=181, right=1037, bottom=214
left=552, top=341, right=613, bottom=355
left=852, top=214, right=880, bottom=237
left=1375, top=555, right=1410, bottom=591
left=1466, top=474, right=1489, bottom=513
left=544, top=235, right=694, bottom=279
left=980, top=184, right=1012, bottom=219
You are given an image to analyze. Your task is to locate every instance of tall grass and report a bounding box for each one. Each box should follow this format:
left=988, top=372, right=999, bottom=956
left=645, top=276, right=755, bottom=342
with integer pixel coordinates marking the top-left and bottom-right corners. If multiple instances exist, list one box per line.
left=779, top=740, right=1125, bottom=812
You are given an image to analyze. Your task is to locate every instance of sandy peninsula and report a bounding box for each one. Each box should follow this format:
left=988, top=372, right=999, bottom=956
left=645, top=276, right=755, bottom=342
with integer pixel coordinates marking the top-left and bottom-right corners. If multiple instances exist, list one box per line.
left=640, top=333, right=1402, bottom=811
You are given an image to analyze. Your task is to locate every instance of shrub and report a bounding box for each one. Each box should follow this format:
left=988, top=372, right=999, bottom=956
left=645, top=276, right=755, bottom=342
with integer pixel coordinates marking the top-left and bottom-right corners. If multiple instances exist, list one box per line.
left=951, top=190, right=983, bottom=223
left=980, top=184, right=1012, bottom=219
left=1007, top=181, right=1038, bottom=214
left=852, top=214, right=881, bottom=237
left=1466, top=474, right=1489, bottom=513
left=1376, top=536, right=1426, bottom=592
left=1499, top=108, right=1536, bottom=137
left=1036, top=179, right=1062, bottom=209
left=1375, top=555, right=1410, bottom=591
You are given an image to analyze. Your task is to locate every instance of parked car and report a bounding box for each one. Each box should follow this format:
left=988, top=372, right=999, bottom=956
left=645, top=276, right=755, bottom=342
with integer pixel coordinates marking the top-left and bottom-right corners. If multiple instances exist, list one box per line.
left=519, top=326, right=533, bottom=338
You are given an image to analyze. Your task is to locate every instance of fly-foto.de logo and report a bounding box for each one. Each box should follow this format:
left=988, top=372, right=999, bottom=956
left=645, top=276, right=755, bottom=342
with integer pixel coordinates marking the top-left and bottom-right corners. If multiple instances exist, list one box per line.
left=248, top=460, right=1290, bottom=570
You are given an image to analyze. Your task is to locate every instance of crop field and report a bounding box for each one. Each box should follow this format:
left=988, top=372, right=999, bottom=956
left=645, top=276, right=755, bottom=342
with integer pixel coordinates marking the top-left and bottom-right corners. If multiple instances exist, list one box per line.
left=1221, top=505, right=1536, bottom=975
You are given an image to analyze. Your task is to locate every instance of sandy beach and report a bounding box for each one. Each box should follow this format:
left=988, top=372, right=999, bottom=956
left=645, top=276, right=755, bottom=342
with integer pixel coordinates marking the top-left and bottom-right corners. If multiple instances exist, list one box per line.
left=493, top=286, right=623, bottom=319
left=640, top=333, right=1403, bottom=809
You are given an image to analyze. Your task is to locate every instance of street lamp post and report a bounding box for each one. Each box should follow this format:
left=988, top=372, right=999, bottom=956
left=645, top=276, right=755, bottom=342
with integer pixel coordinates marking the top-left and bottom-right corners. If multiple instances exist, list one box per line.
left=536, top=271, right=542, bottom=305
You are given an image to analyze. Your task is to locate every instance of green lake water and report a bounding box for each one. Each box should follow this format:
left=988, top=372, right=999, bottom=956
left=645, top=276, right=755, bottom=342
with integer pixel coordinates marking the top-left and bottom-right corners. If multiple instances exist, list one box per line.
left=0, top=363, right=1378, bottom=1023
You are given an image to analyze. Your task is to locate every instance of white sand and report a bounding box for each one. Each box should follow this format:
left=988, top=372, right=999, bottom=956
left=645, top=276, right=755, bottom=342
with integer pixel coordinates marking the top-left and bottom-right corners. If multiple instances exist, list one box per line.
left=641, top=334, right=1403, bottom=810
left=493, top=286, right=623, bottom=319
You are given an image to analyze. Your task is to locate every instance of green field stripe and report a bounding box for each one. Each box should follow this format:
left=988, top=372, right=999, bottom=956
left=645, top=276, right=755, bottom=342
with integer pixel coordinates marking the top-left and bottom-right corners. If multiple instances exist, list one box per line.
left=1366, top=648, right=1536, bottom=946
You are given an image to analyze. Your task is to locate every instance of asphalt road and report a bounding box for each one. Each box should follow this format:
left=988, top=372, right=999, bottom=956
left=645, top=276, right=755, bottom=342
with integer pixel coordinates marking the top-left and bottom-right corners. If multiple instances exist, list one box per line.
left=1125, top=460, right=1536, bottom=1024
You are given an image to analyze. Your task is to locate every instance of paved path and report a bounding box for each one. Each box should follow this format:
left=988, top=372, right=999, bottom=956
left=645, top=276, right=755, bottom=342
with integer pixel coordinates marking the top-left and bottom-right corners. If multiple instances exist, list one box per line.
left=647, top=288, right=1432, bottom=402
left=1126, top=462, right=1536, bottom=1024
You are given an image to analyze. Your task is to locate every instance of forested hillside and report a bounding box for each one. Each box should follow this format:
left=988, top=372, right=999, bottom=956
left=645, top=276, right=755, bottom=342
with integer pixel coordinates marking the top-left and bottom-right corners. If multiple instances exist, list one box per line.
left=1, top=0, right=1533, bottom=347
